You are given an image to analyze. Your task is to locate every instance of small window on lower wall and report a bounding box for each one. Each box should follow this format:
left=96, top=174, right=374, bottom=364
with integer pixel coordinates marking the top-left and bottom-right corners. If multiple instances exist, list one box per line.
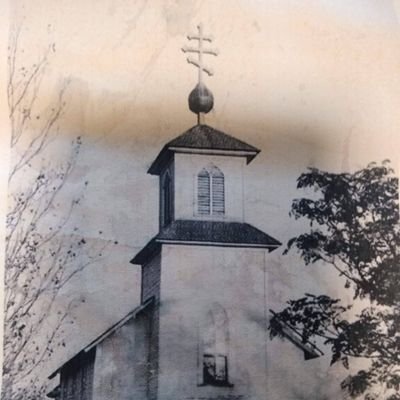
left=199, top=304, right=233, bottom=387
left=203, top=354, right=228, bottom=386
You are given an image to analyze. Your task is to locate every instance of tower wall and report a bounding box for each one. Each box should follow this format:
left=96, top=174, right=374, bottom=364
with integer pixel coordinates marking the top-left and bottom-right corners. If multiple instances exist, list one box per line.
left=156, top=244, right=268, bottom=400
left=174, top=153, right=246, bottom=222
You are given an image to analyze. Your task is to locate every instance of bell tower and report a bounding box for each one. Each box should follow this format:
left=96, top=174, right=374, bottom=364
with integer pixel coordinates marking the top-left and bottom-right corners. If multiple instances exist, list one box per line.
left=131, top=25, right=281, bottom=400
left=149, top=24, right=261, bottom=228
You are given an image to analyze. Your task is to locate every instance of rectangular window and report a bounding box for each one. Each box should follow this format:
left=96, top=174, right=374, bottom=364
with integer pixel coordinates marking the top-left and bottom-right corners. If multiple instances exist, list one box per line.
left=203, top=353, right=228, bottom=385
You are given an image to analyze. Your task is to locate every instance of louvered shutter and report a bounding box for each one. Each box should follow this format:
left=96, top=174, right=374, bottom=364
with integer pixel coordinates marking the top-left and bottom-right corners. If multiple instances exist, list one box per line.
left=198, top=170, right=211, bottom=215
left=211, top=173, right=224, bottom=215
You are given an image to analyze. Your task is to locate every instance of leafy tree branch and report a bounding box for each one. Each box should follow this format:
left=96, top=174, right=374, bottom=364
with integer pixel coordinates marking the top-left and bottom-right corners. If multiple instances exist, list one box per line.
left=270, top=162, right=400, bottom=399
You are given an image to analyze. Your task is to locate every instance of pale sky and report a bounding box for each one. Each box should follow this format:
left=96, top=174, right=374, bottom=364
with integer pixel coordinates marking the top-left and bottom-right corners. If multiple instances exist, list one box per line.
left=1, top=0, right=400, bottom=382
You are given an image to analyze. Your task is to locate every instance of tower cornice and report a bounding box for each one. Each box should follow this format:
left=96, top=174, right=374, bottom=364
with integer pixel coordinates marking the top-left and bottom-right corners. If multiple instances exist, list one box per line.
left=148, top=124, right=260, bottom=175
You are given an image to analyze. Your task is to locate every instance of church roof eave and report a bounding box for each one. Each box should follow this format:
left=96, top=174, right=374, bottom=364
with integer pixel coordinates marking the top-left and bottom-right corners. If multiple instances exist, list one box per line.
left=269, top=309, right=324, bottom=360
left=148, top=124, right=260, bottom=175
left=47, top=298, right=154, bottom=380
left=130, top=219, right=281, bottom=265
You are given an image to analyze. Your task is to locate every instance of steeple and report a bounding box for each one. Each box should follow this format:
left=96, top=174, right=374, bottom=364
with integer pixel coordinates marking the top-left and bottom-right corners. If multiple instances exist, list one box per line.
left=182, top=24, right=218, bottom=124
left=144, top=24, right=266, bottom=231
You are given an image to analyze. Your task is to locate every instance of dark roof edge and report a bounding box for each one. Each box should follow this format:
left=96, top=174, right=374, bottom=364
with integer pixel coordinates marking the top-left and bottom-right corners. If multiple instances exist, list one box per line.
left=48, top=297, right=154, bottom=379
left=157, top=239, right=280, bottom=249
left=46, top=385, right=60, bottom=399
left=269, top=309, right=324, bottom=360
left=147, top=124, right=261, bottom=175
left=148, top=147, right=260, bottom=176
left=148, top=146, right=172, bottom=175
left=130, top=238, right=161, bottom=265
left=130, top=237, right=280, bottom=266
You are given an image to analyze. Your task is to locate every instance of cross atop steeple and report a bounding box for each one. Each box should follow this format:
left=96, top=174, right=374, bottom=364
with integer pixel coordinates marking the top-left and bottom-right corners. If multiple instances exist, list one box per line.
left=182, top=24, right=219, bottom=124
left=182, top=23, right=219, bottom=84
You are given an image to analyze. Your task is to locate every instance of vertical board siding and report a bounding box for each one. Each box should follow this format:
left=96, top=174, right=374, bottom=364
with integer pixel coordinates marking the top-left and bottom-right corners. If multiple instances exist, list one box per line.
left=61, top=349, right=95, bottom=400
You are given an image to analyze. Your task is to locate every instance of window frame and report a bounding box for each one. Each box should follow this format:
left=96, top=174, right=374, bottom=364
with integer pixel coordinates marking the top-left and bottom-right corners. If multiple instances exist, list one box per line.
left=198, top=305, right=233, bottom=388
left=196, top=165, right=225, bottom=218
left=202, top=353, right=230, bottom=386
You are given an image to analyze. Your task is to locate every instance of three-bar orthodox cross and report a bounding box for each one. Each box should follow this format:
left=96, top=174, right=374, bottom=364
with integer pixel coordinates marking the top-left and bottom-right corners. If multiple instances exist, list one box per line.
left=182, top=24, right=219, bottom=124
left=182, top=23, right=219, bottom=85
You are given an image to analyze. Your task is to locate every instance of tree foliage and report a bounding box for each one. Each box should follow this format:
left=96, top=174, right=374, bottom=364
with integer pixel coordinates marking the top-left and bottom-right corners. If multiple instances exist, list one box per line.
left=269, top=161, right=400, bottom=399
left=4, top=23, right=103, bottom=399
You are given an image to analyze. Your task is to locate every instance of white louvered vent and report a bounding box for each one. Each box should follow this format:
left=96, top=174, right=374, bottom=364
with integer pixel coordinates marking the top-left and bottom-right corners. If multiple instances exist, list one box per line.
left=197, top=166, right=225, bottom=216
left=212, top=173, right=224, bottom=215
left=198, top=169, right=211, bottom=215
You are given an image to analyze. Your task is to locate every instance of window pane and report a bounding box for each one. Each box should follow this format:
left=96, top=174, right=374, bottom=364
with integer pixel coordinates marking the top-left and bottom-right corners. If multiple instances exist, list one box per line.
left=215, top=355, right=227, bottom=382
left=203, top=354, right=216, bottom=384
left=203, top=354, right=228, bottom=385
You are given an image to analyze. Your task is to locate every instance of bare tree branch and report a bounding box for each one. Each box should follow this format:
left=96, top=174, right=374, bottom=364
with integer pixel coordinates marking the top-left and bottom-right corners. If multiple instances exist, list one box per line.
left=3, top=22, right=106, bottom=400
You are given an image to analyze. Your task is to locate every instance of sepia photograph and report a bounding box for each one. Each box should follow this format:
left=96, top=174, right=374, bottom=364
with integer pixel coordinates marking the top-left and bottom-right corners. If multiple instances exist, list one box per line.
left=1, top=1, right=400, bottom=399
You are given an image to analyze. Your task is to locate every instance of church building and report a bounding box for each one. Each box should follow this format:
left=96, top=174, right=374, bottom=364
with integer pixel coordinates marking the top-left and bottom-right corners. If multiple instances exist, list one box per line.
left=47, top=25, right=322, bottom=400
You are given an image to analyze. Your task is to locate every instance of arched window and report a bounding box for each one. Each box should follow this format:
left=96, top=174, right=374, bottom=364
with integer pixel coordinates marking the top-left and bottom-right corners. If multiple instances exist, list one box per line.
left=162, top=171, right=172, bottom=226
left=197, top=166, right=225, bottom=216
left=201, top=305, right=230, bottom=386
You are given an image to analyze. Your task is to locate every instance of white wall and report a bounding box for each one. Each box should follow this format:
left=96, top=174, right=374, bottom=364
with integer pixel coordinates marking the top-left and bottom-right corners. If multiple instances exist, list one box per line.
left=156, top=243, right=344, bottom=400
left=158, top=244, right=267, bottom=400
left=92, top=313, right=150, bottom=400
left=174, top=153, right=246, bottom=222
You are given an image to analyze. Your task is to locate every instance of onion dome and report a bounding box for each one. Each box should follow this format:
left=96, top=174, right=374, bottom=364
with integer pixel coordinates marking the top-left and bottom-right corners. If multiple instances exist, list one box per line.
left=188, top=82, right=214, bottom=114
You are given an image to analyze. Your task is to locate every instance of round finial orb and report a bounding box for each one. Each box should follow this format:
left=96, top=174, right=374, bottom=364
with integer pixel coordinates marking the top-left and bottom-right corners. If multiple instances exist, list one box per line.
left=188, top=82, right=214, bottom=114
